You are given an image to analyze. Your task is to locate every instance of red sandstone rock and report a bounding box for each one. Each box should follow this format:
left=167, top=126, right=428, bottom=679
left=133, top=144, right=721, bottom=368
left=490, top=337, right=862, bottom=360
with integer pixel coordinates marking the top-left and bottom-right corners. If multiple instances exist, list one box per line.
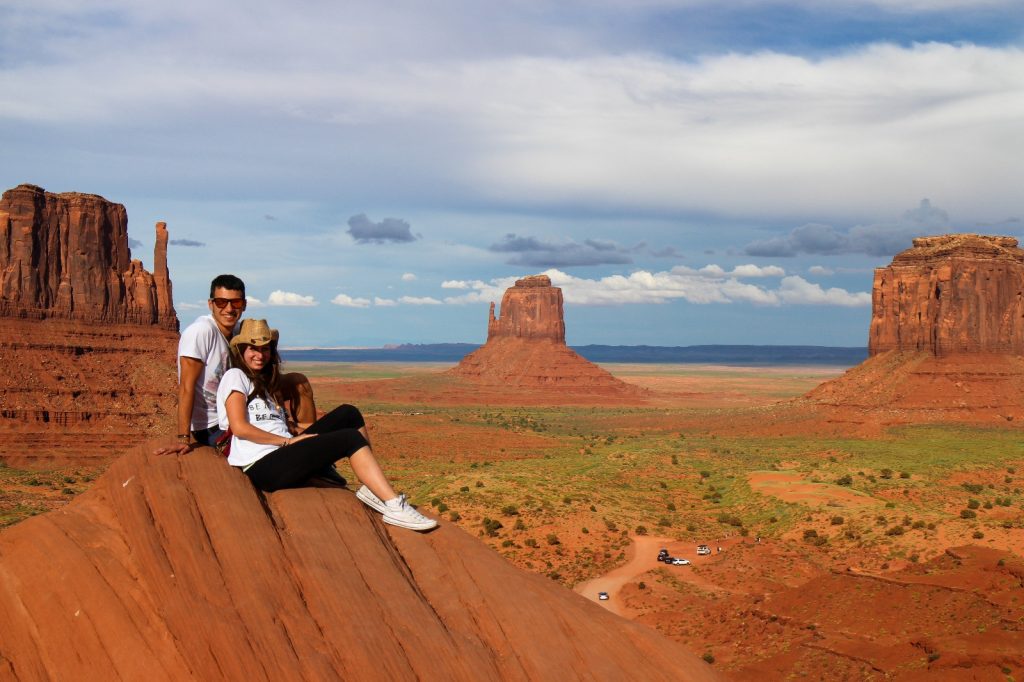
left=487, top=274, right=566, bottom=342
left=0, top=184, right=179, bottom=465
left=452, top=275, right=644, bottom=395
left=869, top=234, right=1024, bottom=356
left=0, top=446, right=719, bottom=681
left=0, top=184, right=177, bottom=330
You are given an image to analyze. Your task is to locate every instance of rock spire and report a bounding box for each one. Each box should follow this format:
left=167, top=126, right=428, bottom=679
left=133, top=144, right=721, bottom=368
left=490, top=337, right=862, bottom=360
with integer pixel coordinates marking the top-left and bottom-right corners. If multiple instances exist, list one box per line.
left=0, top=184, right=177, bottom=330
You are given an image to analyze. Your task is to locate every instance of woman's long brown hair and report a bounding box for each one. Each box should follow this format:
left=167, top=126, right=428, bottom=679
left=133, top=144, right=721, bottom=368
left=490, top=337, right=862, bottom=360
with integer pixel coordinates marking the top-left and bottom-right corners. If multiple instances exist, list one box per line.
left=228, top=340, right=284, bottom=406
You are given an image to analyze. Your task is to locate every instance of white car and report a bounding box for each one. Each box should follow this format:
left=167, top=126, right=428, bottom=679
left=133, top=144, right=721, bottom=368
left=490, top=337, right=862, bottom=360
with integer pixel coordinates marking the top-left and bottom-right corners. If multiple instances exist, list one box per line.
left=598, top=591, right=610, bottom=601
left=671, top=558, right=691, bottom=566
left=697, top=545, right=711, bottom=556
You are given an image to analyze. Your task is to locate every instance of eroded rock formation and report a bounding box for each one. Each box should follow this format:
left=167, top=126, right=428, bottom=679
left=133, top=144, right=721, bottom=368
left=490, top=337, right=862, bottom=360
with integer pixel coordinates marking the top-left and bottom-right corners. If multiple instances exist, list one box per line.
left=0, top=184, right=178, bottom=465
left=0, top=446, right=718, bottom=681
left=869, top=234, right=1024, bottom=356
left=0, top=184, right=176, bottom=329
left=794, top=234, right=1024, bottom=428
left=487, top=274, right=566, bottom=342
left=451, top=275, right=645, bottom=396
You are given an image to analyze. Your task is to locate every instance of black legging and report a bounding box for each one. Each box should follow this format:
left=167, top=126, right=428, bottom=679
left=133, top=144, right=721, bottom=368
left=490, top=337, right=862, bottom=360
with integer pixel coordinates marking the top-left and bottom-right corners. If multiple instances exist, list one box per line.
left=244, top=404, right=368, bottom=492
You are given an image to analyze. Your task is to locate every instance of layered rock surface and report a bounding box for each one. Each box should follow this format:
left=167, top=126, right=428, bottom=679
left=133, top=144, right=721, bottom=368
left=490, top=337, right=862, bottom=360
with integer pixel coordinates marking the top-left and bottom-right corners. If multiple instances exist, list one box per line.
left=0, top=184, right=176, bottom=328
left=0, top=184, right=178, bottom=465
left=798, top=234, right=1024, bottom=427
left=869, top=234, right=1024, bottom=356
left=451, top=275, right=645, bottom=396
left=0, top=446, right=718, bottom=681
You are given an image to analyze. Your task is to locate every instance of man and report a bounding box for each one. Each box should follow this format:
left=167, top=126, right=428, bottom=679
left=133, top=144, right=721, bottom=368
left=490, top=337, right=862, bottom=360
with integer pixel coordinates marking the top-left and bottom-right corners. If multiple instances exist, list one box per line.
left=157, top=274, right=319, bottom=457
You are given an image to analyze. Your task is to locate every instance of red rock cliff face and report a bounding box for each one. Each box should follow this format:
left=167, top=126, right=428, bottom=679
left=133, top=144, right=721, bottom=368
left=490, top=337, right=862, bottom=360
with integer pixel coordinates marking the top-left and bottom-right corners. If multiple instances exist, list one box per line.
left=869, top=234, right=1024, bottom=356
left=0, top=184, right=179, bottom=466
left=487, top=274, right=566, bottom=342
left=0, top=184, right=177, bottom=330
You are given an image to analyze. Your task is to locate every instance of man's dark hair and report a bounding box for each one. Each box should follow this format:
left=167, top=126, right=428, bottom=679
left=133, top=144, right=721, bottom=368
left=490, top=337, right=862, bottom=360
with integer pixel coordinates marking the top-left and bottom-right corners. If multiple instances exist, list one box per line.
left=209, top=274, right=246, bottom=298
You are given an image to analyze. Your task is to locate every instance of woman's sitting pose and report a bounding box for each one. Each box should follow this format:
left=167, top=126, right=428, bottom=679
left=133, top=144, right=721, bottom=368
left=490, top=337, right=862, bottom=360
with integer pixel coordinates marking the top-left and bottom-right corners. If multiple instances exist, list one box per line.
left=216, top=318, right=437, bottom=531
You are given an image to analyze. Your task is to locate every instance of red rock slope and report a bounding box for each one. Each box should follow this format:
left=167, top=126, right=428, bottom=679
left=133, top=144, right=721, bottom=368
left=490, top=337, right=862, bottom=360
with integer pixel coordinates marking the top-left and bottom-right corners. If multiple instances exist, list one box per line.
left=451, top=275, right=646, bottom=396
left=0, top=447, right=718, bottom=681
left=0, top=184, right=179, bottom=466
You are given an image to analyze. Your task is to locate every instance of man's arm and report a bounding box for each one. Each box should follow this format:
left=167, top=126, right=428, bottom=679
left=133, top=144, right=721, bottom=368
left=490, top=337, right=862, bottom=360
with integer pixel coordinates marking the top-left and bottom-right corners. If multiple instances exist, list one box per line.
left=154, top=356, right=204, bottom=455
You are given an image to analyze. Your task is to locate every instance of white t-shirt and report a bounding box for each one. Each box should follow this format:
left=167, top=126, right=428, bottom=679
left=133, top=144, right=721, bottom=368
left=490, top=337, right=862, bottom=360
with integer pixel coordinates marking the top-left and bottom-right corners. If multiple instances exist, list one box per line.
left=216, top=368, right=293, bottom=467
left=178, top=315, right=231, bottom=430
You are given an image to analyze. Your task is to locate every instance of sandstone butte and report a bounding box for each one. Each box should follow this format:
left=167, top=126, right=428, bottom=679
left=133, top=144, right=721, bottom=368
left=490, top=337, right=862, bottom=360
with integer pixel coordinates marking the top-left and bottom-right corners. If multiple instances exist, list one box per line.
left=450, top=275, right=646, bottom=396
left=803, top=234, right=1024, bottom=424
left=0, top=445, right=720, bottom=681
left=0, top=184, right=179, bottom=465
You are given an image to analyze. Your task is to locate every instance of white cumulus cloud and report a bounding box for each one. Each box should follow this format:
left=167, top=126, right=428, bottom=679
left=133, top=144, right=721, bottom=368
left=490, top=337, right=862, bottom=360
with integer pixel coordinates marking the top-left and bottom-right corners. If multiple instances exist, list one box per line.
left=399, top=296, right=443, bottom=305
left=331, top=293, right=371, bottom=308
left=401, top=273, right=417, bottom=281
left=441, top=267, right=868, bottom=308
left=268, top=290, right=317, bottom=306
left=374, top=297, right=398, bottom=307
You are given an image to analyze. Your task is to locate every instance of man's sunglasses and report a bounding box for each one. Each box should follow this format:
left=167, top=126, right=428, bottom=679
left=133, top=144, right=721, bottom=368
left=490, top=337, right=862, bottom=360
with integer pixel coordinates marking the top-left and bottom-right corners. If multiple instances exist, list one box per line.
left=211, top=297, right=246, bottom=310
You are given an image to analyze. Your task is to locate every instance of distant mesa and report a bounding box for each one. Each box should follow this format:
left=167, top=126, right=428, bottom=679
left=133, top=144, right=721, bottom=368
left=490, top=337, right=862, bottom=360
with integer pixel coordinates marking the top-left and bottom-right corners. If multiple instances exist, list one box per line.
left=804, top=233, right=1024, bottom=424
left=450, top=275, right=645, bottom=396
left=0, top=184, right=179, bottom=465
left=0, top=446, right=718, bottom=680
left=869, top=234, right=1024, bottom=356
left=0, top=183, right=177, bottom=329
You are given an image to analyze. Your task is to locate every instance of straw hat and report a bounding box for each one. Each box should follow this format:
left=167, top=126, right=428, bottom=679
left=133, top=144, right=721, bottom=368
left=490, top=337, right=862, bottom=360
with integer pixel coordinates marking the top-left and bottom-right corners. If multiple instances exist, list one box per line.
left=229, top=318, right=279, bottom=348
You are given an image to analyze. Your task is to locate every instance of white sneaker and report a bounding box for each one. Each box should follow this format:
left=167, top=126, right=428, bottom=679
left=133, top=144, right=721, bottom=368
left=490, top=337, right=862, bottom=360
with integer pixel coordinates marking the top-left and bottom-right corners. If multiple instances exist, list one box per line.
left=383, top=494, right=438, bottom=532
left=356, top=485, right=388, bottom=514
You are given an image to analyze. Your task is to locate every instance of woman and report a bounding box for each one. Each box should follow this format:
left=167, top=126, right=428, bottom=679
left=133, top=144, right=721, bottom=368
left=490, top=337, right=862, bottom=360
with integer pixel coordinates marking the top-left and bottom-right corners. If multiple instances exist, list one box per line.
left=216, top=318, right=437, bottom=531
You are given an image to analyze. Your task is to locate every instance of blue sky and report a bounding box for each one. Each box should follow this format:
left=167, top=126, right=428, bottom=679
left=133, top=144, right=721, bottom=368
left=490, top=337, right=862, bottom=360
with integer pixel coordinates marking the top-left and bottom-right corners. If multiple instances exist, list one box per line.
left=2, top=0, right=1021, bottom=347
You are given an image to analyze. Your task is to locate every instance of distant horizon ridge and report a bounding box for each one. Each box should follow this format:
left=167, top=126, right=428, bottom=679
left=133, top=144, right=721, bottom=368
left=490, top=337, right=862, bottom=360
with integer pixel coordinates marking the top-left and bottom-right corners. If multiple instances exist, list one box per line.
left=282, top=343, right=868, bottom=366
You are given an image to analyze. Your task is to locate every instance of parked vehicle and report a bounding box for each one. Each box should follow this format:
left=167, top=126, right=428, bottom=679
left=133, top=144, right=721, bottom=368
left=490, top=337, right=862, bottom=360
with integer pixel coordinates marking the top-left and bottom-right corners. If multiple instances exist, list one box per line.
left=671, top=558, right=690, bottom=566
left=657, top=548, right=669, bottom=560
left=697, top=544, right=711, bottom=556
left=598, top=591, right=609, bottom=601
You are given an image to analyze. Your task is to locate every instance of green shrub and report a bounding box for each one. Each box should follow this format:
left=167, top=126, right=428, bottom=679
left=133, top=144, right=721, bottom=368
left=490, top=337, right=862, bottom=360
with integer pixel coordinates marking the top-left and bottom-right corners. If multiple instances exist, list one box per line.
left=836, top=474, right=853, bottom=486
left=437, top=503, right=449, bottom=513
left=830, top=516, right=844, bottom=525
left=900, top=472, right=910, bottom=479
left=702, top=653, right=715, bottom=664
left=635, top=526, right=648, bottom=536
left=448, top=511, right=461, bottom=522
left=880, top=468, right=893, bottom=479
left=717, top=513, right=743, bottom=527
left=886, top=525, right=905, bottom=536
left=546, top=533, right=561, bottom=545
left=962, top=483, right=984, bottom=493
left=967, top=499, right=980, bottom=510
left=972, top=530, right=984, bottom=539
left=482, top=517, right=503, bottom=536
left=961, top=509, right=977, bottom=519
left=666, top=502, right=676, bottom=511
left=524, top=538, right=538, bottom=548
left=803, top=529, right=818, bottom=539
left=514, top=518, right=526, bottom=531
left=501, top=505, right=519, bottom=516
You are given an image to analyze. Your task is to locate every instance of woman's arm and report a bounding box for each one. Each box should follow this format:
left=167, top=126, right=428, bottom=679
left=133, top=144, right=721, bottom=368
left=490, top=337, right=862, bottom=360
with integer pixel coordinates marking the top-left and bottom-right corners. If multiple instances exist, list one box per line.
left=224, top=391, right=294, bottom=447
